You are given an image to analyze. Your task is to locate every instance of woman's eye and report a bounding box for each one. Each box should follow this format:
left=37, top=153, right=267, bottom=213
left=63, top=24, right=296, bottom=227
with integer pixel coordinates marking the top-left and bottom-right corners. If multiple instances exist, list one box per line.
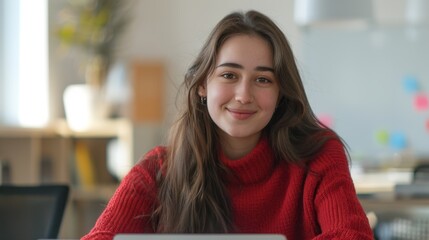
left=256, top=77, right=271, bottom=83
left=221, top=73, right=235, bottom=79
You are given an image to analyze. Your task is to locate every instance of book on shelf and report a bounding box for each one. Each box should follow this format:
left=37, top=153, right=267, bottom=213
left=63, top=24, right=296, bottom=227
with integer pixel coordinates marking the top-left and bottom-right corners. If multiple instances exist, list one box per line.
left=74, top=141, right=96, bottom=187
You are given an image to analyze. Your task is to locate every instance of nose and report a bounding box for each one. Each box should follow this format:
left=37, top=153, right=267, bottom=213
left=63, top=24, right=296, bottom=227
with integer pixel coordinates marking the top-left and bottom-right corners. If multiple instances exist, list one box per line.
left=235, top=80, right=253, bottom=104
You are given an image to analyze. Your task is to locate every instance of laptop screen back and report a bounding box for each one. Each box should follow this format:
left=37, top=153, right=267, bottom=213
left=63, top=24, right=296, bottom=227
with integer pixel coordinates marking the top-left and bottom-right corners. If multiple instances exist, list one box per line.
left=114, top=234, right=287, bottom=240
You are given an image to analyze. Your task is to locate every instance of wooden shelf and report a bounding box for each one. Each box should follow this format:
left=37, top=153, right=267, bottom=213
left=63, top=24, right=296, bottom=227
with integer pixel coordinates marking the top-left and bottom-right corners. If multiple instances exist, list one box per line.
left=0, top=118, right=163, bottom=238
left=0, top=118, right=131, bottom=138
left=0, top=125, right=57, bottom=138
left=0, top=118, right=134, bottom=238
left=54, top=119, right=132, bottom=138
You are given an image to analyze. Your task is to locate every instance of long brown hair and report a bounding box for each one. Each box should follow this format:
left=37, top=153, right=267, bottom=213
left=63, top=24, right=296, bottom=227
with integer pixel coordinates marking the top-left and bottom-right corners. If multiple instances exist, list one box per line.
left=152, top=10, right=343, bottom=233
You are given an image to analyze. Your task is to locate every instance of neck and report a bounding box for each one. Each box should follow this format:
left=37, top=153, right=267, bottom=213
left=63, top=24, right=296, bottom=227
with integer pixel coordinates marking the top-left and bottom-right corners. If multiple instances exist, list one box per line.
left=219, top=132, right=261, bottom=160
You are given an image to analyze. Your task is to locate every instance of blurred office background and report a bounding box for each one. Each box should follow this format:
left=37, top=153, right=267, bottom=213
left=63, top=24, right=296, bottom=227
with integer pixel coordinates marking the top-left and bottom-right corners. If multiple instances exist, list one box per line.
left=1, top=0, right=429, bottom=239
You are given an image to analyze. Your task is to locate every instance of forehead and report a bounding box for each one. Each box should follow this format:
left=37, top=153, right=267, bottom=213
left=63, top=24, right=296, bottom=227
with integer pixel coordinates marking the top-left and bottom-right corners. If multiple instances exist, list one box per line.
left=216, top=34, right=274, bottom=67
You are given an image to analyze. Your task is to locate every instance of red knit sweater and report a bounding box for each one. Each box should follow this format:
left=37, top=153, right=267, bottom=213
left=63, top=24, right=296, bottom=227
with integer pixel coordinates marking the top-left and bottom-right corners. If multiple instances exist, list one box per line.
left=82, top=138, right=373, bottom=240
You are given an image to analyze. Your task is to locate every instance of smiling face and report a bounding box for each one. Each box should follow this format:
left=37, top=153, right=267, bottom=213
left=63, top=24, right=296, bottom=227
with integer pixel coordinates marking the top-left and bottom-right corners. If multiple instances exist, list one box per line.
left=199, top=34, right=280, bottom=154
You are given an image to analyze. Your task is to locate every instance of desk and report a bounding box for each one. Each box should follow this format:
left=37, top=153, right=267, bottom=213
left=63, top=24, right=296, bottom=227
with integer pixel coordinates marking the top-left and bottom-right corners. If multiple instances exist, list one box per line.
left=356, top=171, right=429, bottom=240
left=360, top=196, right=429, bottom=239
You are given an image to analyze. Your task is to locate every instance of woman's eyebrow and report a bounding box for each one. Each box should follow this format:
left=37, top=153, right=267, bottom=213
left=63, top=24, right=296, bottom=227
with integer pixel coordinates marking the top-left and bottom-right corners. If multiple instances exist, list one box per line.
left=216, top=62, right=243, bottom=69
left=255, top=66, right=274, bottom=73
left=216, top=62, right=274, bottom=72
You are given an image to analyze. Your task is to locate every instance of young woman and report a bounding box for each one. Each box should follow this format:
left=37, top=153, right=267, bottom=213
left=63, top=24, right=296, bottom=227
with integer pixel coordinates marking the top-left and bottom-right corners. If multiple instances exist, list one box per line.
left=82, top=10, right=373, bottom=240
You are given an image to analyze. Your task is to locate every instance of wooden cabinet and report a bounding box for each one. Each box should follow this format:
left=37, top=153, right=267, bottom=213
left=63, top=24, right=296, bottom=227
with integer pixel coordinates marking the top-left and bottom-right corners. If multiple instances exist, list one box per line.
left=0, top=119, right=138, bottom=238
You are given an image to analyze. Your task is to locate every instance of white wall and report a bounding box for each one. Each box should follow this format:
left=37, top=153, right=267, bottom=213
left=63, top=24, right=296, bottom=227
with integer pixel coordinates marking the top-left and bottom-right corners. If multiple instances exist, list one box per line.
left=300, top=0, right=429, bottom=159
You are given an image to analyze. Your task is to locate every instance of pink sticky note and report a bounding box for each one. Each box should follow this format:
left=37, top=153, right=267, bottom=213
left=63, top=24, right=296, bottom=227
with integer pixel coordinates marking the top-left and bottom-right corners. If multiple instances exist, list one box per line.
left=413, top=93, right=429, bottom=111
left=317, top=114, right=333, bottom=128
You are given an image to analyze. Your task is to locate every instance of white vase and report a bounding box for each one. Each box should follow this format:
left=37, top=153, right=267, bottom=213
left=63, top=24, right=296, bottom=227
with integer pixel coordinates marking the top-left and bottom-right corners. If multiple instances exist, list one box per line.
left=63, top=84, right=105, bottom=131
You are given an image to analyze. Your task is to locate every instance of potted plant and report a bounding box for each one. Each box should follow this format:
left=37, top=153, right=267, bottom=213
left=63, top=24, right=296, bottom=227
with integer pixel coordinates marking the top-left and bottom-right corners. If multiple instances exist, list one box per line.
left=56, top=0, right=130, bottom=130
left=56, top=0, right=129, bottom=88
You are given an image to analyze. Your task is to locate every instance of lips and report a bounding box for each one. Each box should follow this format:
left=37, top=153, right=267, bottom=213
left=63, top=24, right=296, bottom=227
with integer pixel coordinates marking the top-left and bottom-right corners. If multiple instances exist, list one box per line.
left=227, top=108, right=256, bottom=120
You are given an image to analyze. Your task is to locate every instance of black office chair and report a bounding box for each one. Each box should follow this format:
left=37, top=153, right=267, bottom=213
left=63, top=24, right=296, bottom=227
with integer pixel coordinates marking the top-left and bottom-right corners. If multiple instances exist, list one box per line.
left=0, top=184, right=69, bottom=239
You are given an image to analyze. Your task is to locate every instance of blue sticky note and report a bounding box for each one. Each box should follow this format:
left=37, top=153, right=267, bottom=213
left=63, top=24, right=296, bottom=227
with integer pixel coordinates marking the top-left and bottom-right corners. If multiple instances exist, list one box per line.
left=402, top=75, right=420, bottom=93
left=389, top=132, right=407, bottom=150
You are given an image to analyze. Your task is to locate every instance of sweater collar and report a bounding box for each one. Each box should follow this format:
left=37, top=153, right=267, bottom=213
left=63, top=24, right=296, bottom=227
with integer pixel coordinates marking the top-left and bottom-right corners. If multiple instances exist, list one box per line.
left=220, top=137, right=275, bottom=184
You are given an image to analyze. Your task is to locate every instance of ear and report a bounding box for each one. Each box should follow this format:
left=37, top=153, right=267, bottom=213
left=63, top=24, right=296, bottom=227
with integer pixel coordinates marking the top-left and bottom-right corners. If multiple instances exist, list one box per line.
left=198, top=85, right=206, bottom=97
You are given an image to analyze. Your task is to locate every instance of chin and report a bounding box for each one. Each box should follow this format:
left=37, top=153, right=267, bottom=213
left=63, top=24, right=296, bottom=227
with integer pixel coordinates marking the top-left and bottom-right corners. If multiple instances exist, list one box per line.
left=222, top=129, right=261, bottom=139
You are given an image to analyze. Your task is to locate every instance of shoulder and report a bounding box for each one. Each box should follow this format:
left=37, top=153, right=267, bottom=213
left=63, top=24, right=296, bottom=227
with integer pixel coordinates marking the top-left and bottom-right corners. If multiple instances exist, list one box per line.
left=134, top=146, right=167, bottom=175
left=109, top=146, right=167, bottom=205
left=121, top=146, right=166, bottom=190
left=138, top=146, right=167, bottom=164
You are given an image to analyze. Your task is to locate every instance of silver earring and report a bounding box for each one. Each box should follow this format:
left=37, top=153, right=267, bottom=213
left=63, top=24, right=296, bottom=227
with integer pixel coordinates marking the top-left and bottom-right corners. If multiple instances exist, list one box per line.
left=200, top=96, right=207, bottom=105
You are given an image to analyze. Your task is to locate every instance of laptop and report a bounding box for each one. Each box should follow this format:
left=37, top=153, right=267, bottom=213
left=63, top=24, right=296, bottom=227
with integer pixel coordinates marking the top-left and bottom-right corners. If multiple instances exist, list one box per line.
left=114, top=234, right=287, bottom=240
